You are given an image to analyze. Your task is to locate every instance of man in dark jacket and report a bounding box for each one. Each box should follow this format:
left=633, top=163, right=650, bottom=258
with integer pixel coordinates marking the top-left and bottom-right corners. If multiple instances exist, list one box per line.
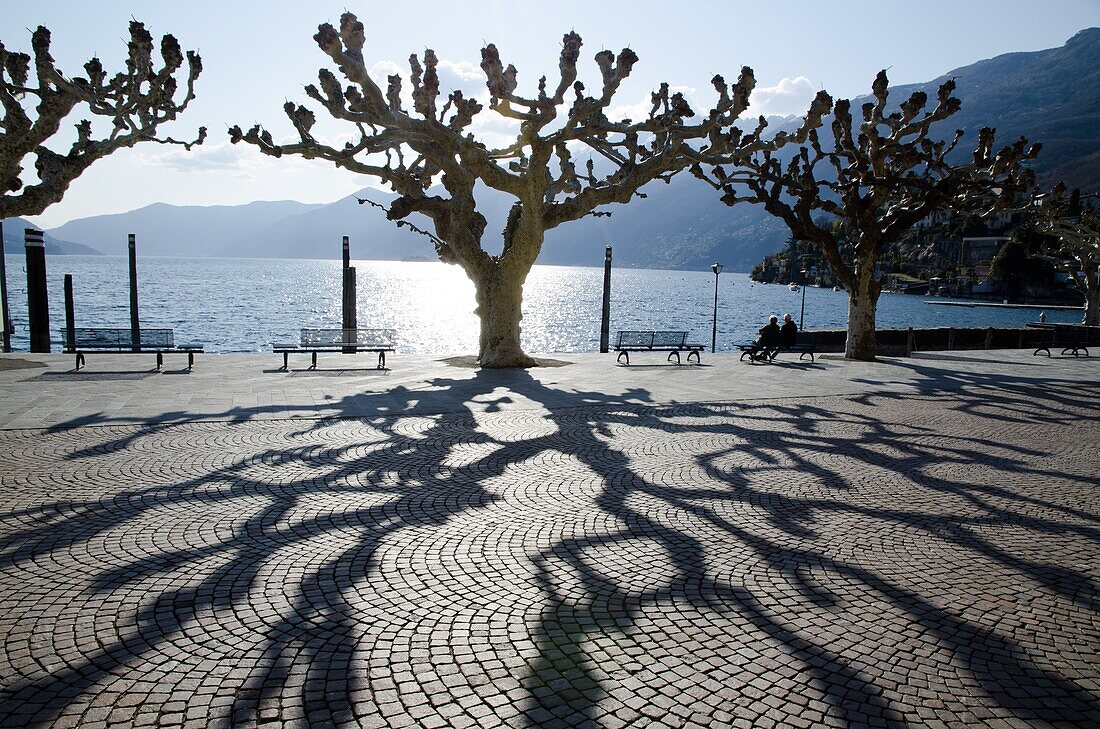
left=756, top=315, right=780, bottom=360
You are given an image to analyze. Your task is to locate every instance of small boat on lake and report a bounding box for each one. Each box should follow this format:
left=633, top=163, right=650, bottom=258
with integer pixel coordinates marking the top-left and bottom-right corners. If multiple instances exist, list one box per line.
left=788, top=282, right=800, bottom=292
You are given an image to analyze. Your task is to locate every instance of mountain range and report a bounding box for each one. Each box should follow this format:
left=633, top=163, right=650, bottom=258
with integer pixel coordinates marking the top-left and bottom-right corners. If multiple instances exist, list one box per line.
left=2, top=218, right=99, bottom=256
left=32, top=27, right=1100, bottom=270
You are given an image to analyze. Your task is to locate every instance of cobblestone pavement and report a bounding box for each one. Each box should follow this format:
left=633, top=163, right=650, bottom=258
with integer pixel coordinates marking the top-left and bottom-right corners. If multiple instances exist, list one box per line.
left=1, top=376, right=1098, bottom=727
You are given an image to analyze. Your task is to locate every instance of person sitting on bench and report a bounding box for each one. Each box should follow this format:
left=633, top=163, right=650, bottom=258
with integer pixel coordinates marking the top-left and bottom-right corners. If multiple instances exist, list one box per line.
left=756, top=315, right=781, bottom=360
left=780, top=313, right=798, bottom=349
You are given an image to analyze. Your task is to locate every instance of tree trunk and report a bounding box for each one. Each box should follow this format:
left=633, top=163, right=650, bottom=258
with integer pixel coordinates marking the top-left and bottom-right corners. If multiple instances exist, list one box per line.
left=472, top=263, right=537, bottom=368
left=1084, top=285, right=1099, bottom=327
left=845, top=264, right=881, bottom=360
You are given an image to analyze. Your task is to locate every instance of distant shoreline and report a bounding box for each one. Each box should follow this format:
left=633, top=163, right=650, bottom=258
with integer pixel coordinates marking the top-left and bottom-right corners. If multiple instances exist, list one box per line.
left=10, top=252, right=752, bottom=276
left=926, top=301, right=1080, bottom=311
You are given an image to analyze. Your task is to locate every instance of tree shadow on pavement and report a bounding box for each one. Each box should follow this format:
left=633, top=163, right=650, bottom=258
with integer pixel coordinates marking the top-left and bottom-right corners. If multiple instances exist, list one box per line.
left=0, top=365, right=1097, bottom=727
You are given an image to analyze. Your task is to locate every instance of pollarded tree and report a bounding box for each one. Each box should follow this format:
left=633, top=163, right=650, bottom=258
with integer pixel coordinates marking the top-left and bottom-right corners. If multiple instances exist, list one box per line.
left=1031, top=185, right=1100, bottom=325
left=0, top=21, right=205, bottom=218
left=694, top=71, right=1039, bottom=360
left=230, top=13, right=827, bottom=367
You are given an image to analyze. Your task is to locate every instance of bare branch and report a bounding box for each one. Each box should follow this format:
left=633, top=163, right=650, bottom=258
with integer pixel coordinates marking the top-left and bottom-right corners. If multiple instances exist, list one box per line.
left=0, top=21, right=204, bottom=218
left=232, top=12, right=758, bottom=365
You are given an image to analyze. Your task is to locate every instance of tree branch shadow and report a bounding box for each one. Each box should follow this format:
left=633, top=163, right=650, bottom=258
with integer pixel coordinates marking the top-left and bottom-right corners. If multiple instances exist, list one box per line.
left=1, top=364, right=1097, bottom=726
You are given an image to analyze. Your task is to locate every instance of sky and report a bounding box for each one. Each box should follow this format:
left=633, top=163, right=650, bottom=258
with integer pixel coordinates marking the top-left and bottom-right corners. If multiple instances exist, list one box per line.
left=3, top=0, right=1098, bottom=228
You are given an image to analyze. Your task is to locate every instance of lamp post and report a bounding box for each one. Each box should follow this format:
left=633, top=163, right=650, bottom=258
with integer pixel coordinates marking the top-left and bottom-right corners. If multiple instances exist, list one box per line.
left=711, top=262, right=723, bottom=353
left=799, top=269, right=808, bottom=330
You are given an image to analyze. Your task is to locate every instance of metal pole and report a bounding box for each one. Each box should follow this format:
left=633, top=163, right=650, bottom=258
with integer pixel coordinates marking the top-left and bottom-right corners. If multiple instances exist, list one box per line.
left=711, top=270, right=719, bottom=353
left=0, top=221, right=12, bottom=352
left=800, top=282, right=807, bottom=330
left=128, top=233, right=140, bottom=350
left=64, top=274, right=75, bottom=351
left=599, top=245, right=612, bottom=353
left=24, top=228, right=50, bottom=353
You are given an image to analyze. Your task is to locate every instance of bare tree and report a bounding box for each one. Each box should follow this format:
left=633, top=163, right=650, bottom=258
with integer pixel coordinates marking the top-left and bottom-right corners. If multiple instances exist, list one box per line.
left=694, top=71, right=1039, bottom=360
left=230, top=13, right=823, bottom=367
left=1031, top=186, right=1100, bottom=325
left=1, top=21, right=205, bottom=219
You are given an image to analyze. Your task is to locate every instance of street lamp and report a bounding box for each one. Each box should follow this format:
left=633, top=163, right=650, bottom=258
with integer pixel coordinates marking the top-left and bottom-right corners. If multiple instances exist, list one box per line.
left=711, top=262, right=723, bottom=353
left=799, top=269, right=808, bottom=330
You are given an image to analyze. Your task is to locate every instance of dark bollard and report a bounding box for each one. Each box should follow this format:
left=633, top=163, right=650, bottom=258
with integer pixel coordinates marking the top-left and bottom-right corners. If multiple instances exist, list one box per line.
left=25, top=228, right=50, bottom=353
left=341, top=235, right=353, bottom=352
left=599, top=245, right=612, bottom=353
left=64, top=274, right=76, bottom=352
left=0, top=221, right=12, bottom=353
left=342, top=266, right=357, bottom=353
left=128, top=233, right=141, bottom=351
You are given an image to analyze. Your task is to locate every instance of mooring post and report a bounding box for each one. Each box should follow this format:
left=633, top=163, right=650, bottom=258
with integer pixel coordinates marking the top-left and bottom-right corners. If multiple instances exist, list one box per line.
left=984, top=327, right=993, bottom=350
left=64, top=274, right=75, bottom=351
left=0, top=221, right=12, bottom=353
left=24, top=228, right=50, bottom=353
left=947, top=328, right=955, bottom=351
left=907, top=327, right=915, bottom=357
left=342, top=266, right=357, bottom=353
left=341, top=235, right=352, bottom=351
left=128, top=233, right=140, bottom=350
left=599, top=245, right=612, bottom=353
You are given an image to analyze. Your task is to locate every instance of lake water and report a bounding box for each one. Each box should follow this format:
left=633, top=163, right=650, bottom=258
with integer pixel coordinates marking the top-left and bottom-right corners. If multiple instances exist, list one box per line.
left=0, top=255, right=1081, bottom=354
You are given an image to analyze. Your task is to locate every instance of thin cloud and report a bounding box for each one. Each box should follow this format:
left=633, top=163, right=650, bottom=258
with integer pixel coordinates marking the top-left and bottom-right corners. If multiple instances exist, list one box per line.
left=748, top=76, right=817, bottom=117
left=139, top=143, right=250, bottom=172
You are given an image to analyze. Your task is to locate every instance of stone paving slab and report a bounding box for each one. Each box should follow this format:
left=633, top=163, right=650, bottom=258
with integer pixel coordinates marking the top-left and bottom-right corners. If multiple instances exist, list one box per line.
left=1, top=358, right=1098, bottom=727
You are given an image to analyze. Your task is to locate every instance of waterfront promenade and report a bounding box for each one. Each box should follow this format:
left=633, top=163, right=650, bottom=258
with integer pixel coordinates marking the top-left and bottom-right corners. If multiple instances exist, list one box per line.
left=1, top=351, right=1098, bottom=727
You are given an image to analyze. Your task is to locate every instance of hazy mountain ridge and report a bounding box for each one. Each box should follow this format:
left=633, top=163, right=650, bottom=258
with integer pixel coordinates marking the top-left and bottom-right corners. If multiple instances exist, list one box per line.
left=2, top=218, right=100, bottom=256
left=50, top=200, right=325, bottom=257
left=34, top=28, right=1100, bottom=270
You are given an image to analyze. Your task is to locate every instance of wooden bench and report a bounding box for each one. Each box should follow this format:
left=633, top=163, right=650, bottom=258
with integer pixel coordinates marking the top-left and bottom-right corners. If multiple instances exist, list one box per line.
left=613, top=330, right=703, bottom=365
left=273, top=328, right=396, bottom=370
left=738, top=332, right=818, bottom=363
left=63, top=328, right=203, bottom=371
left=1029, top=324, right=1091, bottom=357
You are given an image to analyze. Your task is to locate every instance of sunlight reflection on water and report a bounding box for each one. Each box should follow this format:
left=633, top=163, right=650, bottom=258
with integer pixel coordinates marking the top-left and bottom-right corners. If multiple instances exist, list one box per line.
left=1, top=256, right=1078, bottom=354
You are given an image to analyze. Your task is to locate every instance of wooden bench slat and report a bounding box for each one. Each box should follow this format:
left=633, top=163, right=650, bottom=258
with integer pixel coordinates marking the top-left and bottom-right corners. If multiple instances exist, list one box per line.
left=300, top=328, right=397, bottom=348
left=70, top=327, right=175, bottom=349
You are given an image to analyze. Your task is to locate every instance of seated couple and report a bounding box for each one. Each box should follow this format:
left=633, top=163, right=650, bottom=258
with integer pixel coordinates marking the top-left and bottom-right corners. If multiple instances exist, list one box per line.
left=754, top=313, right=797, bottom=360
